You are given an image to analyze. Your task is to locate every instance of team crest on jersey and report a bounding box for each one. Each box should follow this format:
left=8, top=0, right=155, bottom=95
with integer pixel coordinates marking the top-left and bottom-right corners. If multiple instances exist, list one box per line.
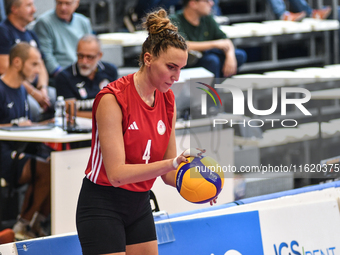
left=157, top=120, right=166, bottom=135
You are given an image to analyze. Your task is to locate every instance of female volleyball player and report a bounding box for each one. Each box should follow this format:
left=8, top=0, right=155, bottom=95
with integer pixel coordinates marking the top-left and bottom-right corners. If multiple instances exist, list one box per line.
left=76, top=8, right=199, bottom=255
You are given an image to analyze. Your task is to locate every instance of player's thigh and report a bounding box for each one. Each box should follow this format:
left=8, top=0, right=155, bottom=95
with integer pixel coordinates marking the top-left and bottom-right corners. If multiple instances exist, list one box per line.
left=126, top=240, right=158, bottom=255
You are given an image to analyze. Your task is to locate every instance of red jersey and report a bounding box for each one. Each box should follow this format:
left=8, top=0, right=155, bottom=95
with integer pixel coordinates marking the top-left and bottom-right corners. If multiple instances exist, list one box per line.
left=84, top=73, right=175, bottom=192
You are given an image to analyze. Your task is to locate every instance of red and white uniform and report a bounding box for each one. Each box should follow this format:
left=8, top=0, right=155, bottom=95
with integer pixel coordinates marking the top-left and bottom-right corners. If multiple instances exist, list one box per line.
left=85, top=73, right=175, bottom=192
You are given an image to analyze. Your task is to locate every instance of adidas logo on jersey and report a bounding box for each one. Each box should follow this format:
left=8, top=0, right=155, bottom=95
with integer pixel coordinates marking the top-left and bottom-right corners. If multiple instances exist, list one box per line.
left=128, top=121, right=139, bottom=130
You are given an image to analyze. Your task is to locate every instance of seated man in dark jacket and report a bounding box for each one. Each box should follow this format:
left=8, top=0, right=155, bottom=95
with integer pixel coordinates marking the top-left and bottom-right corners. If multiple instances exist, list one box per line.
left=55, top=34, right=118, bottom=119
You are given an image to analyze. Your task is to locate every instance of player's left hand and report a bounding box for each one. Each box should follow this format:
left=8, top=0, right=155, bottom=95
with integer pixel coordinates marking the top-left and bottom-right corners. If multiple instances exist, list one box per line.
left=172, top=148, right=206, bottom=169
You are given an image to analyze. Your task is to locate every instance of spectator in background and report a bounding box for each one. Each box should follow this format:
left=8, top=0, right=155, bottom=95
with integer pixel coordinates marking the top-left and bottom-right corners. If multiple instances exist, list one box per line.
left=267, top=0, right=331, bottom=21
left=170, top=0, right=247, bottom=78
left=55, top=34, right=118, bottom=119
left=33, top=0, right=92, bottom=77
left=124, top=0, right=222, bottom=33
left=0, top=42, right=52, bottom=240
left=0, top=0, right=54, bottom=122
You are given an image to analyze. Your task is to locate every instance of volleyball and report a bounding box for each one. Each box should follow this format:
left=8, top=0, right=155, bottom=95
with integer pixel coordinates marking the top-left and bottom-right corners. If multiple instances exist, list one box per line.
left=175, top=155, right=224, bottom=204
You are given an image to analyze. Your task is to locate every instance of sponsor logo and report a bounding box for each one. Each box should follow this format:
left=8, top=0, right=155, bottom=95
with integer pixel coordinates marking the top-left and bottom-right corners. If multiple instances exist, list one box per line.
left=274, top=240, right=335, bottom=255
left=197, top=83, right=311, bottom=128
left=128, top=121, right=139, bottom=130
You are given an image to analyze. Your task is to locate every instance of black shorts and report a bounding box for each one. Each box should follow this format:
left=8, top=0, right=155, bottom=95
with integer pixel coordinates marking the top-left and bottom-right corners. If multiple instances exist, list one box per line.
left=76, top=177, right=157, bottom=255
left=0, top=142, right=51, bottom=185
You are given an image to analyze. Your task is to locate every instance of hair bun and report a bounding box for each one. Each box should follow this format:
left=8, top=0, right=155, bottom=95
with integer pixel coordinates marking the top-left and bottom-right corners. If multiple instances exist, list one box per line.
left=144, top=8, right=177, bottom=35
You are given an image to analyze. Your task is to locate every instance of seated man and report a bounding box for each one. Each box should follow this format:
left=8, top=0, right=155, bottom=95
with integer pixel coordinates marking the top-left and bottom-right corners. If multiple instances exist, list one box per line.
left=0, top=0, right=54, bottom=122
left=33, top=0, right=92, bottom=77
left=0, top=42, right=52, bottom=240
left=55, top=34, right=118, bottom=119
left=170, top=0, right=247, bottom=78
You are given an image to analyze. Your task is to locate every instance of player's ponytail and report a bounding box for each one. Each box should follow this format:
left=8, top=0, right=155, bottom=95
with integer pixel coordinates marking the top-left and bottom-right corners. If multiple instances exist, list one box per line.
left=139, top=8, right=187, bottom=67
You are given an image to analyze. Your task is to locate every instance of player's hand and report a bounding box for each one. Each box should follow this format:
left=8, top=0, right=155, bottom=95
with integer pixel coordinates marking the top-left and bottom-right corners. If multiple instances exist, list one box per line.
left=172, top=148, right=206, bottom=169
left=182, top=148, right=206, bottom=158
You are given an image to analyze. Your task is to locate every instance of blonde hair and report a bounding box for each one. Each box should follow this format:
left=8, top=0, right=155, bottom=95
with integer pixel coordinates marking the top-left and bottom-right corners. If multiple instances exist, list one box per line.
left=139, top=8, right=187, bottom=67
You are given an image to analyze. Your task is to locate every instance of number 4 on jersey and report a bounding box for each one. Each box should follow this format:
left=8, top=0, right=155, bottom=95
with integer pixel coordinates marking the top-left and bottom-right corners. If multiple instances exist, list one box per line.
left=143, top=140, right=152, bottom=164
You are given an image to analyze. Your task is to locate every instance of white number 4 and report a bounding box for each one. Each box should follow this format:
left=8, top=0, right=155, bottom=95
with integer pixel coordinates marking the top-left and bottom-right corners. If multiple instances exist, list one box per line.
left=143, top=140, right=152, bottom=164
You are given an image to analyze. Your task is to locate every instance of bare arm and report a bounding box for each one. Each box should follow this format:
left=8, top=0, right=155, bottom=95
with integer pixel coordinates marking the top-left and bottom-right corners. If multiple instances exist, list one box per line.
left=36, top=61, right=50, bottom=96
left=188, top=39, right=237, bottom=77
left=35, top=59, right=51, bottom=108
left=186, top=39, right=233, bottom=53
left=0, top=119, right=32, bottom=127
left=37, top=60, right=49, bottom=87
left=22, top=81, right=50, bottom=108
left=0, top=118, right=53, bottom=127
left=222, top=41, right=237, bottom=77
left=97, top=94, right=186, bottom=187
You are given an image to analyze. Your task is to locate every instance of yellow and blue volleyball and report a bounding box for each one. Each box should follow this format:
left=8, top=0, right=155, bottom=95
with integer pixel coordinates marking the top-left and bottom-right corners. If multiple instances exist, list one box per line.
left=175, top=156, right=224, bottom=204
